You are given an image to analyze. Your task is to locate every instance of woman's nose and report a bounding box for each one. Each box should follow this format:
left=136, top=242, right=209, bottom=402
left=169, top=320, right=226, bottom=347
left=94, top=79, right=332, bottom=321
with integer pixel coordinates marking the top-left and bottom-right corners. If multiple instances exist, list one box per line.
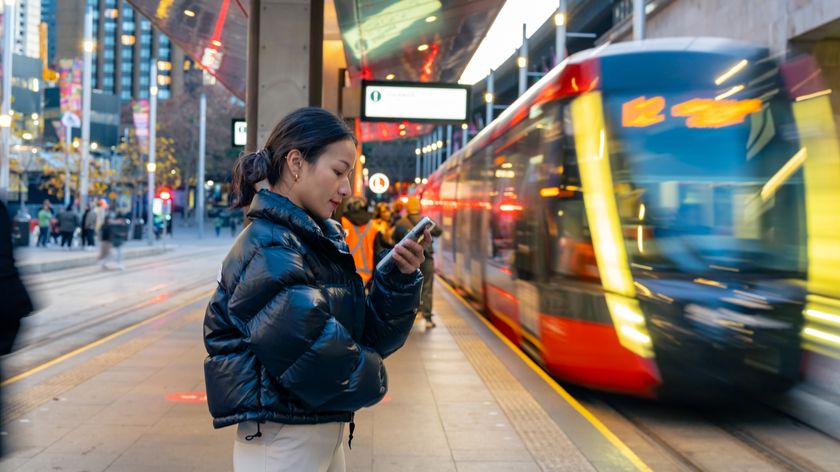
left=338, top=178, right=351, bottom=197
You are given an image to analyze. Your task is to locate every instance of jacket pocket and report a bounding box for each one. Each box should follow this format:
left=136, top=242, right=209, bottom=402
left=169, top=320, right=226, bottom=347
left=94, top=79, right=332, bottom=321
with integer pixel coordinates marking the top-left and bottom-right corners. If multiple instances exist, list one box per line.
left=204, top=352, right=260, bottom=418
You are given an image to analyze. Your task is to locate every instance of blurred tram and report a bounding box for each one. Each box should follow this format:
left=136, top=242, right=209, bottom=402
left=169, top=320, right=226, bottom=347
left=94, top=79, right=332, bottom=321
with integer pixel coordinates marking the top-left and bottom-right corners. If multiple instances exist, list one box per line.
left=424, top=38, right=837, bottom=399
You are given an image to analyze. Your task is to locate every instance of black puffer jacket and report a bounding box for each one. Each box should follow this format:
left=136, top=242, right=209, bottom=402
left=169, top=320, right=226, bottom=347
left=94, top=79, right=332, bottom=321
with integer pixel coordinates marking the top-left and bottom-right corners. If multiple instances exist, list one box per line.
left=204, top=190, right=422, bottom=428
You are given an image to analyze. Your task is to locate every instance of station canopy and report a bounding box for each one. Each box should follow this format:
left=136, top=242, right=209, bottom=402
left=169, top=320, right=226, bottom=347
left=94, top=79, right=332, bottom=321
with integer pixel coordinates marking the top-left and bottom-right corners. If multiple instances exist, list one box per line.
left=125, top=0, right=505, bottom=140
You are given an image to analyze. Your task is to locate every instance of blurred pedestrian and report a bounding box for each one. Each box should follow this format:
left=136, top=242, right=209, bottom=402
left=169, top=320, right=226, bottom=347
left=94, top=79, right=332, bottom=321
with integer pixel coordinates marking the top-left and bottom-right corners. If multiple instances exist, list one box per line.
left=36, top=199, right=52, bottom=247
left=340, top=196, right=376, bottom=285
left=393, top=196, right=443, bottom=329
left=57, top=202, right=79, bottom=250
left=372, top=202, right=395, bottom=266
left=391, top=199, right=405, bottom=225
left=81, top=204, right=97, bottom=250
left=229, top=211, right=239, bottom=236
left=214, top=213, right=224, bottom=237
left=0, top=200, right=34, bottom=457
left=97, top=213, right=124, bottom=270
left=204, top=107, right=428, bottom=472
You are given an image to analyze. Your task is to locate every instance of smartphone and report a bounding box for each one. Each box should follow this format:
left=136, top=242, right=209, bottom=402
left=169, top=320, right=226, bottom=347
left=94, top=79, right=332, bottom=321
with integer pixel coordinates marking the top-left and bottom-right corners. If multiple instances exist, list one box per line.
left=376, top=216, right=436, bottom=274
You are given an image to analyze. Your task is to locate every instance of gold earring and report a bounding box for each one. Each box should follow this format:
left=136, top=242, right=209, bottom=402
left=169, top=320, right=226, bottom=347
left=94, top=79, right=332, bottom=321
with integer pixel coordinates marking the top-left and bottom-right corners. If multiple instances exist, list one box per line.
left=294, top=174, right=299, bottom=181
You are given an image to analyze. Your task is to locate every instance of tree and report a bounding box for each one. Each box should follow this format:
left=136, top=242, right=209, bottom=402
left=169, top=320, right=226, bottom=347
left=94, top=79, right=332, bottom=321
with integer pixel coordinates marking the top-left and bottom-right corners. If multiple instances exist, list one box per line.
left=157, top=72, right=244, bottom=192
left=116, top=128, right=179, bottom=192
left=40, top=152, right=115, bottom=202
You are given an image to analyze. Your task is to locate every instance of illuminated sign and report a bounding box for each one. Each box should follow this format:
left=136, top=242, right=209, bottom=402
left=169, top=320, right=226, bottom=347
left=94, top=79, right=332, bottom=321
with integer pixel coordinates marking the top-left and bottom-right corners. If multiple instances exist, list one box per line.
left=369, top=173, right=390, bottom=194
left=361, top=80, right=470, bottom=123
left=670, top=98, right=761, bottom=128
left=232, top=119, right=246, bottom=147
left=622, top=96, right=665, bottom=127
left=621, top=96, right=762, bottom=129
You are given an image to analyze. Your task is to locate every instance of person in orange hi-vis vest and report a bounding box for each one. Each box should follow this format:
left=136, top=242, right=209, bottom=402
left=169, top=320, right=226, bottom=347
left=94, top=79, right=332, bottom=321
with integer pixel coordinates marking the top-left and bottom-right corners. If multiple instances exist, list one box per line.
left=340, top=197, right=377, bottom=285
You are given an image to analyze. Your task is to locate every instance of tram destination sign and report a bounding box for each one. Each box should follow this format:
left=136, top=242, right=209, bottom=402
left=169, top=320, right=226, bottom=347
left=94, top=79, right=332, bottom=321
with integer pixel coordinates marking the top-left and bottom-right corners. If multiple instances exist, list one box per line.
left=361, top=80, right=470, bottom=123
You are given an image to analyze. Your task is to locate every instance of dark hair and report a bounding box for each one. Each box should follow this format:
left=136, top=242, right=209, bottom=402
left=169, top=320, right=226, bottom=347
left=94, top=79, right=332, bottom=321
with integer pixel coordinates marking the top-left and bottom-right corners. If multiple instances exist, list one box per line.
left=231, top=107, right=357, bottom=208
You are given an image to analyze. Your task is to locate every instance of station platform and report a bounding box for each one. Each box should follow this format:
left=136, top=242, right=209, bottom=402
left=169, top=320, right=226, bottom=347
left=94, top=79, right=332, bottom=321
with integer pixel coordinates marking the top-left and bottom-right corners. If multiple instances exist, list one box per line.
left=0, top=276, right=646, bottom=471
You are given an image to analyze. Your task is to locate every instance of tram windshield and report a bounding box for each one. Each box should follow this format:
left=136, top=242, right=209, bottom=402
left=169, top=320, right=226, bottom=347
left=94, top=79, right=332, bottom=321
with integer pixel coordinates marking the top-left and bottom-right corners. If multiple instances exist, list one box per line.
left=603, top=88, right=806, bottom=277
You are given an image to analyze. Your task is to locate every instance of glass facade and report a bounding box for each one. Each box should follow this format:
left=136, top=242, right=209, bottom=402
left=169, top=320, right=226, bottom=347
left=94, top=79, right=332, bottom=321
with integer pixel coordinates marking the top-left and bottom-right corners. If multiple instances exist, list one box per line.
left=79, top=1, right=174, bottom=100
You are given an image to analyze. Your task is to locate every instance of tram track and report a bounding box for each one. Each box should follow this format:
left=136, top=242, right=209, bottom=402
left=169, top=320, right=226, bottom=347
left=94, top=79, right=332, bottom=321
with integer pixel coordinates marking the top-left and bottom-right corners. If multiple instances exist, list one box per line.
left=23, top=247, right=220, bottom=290
left=596, top=395, right=840, bottom=472
left=10, top=276, right=212, bottom=358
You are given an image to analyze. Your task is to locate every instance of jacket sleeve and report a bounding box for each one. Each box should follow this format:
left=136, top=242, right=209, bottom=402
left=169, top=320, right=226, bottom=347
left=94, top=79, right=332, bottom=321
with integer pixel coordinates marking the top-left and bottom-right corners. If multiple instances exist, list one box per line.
left=363, top=266, right=423, bottom=357
left=228, top=244, right=387, bottom=412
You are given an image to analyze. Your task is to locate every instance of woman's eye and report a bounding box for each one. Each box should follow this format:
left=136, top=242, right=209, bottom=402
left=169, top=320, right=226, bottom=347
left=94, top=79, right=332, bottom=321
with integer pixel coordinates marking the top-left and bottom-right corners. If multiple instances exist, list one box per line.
left=334, top=170, right=343, bottom=176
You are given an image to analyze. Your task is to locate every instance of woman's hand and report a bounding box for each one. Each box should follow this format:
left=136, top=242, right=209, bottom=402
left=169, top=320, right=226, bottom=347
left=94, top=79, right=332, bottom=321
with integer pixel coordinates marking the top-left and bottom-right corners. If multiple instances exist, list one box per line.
left=392, top=229, right=432, bottom=274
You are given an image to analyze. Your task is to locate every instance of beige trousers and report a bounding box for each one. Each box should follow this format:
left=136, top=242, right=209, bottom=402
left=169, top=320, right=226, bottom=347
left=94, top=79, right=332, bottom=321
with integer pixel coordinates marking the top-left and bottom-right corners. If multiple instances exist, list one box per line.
left=233, top=421, right=345, bottom=472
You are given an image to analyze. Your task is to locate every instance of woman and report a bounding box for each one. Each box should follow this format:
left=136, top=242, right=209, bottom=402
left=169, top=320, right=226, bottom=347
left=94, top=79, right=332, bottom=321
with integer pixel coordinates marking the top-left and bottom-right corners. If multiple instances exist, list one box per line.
left=203, top=107, right=429, bottom=471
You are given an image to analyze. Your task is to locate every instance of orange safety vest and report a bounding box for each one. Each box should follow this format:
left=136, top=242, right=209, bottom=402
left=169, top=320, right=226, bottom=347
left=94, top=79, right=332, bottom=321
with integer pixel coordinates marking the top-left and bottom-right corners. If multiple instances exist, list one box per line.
left=342, top=217, right=377, bottom=283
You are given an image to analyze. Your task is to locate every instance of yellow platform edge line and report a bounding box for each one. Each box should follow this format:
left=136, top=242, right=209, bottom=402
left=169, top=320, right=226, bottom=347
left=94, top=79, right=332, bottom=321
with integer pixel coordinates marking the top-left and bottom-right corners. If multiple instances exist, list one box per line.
left=2, top=292, right=209, bottom=387
left=438, top=276, right=653, bottom=472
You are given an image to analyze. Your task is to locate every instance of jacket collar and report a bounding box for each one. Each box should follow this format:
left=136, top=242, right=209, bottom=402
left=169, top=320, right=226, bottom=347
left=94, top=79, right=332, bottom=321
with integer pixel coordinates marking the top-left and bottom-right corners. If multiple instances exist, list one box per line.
left=247, top=189, right=350, bottom=255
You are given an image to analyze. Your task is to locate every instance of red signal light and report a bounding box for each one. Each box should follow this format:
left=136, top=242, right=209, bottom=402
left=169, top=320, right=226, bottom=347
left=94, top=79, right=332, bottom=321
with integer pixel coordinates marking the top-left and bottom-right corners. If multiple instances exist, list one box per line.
left=159, top=190, right=172, bottom=201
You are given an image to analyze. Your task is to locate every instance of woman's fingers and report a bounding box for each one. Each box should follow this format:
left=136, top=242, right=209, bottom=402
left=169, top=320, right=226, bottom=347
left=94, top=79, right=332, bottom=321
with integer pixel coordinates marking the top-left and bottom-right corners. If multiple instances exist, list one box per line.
left=419, top=230, right=433, bottom=250
left=393, top=242, right=425, bottom=274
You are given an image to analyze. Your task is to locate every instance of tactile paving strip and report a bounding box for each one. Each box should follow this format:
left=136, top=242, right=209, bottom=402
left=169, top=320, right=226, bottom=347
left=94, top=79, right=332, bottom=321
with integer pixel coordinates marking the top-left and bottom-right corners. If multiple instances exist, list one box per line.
left=437, top=289, right=596, bottom=472
left=2, top=292, right=208, bottom=424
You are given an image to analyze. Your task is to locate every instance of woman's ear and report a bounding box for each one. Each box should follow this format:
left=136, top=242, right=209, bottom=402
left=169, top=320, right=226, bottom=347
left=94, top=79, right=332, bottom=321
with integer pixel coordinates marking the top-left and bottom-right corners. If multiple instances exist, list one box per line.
left=286, top=149, right=303, bottom=182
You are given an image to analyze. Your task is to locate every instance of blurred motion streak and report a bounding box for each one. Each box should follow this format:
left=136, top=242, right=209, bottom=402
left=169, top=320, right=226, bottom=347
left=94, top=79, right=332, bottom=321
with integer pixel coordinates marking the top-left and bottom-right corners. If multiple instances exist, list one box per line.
left=714, top=84, right=745, bottom=101
left=571, top=91, right=654, bottom=359
left=760, top=147, right=807, bottom=202
left=794, top=88, right=840, bottom=358
left=715, top=59, right=748, bottom=85
left=795, top=89, right=832, bottom=102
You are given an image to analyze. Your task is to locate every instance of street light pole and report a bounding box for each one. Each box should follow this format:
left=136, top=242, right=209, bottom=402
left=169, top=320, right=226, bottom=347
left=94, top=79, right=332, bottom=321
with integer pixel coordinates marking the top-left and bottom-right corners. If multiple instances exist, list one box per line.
left=197, top=90, right=206, bottom=239
left=80, top=7, right=93, bottom=208
left=0, top=0, right=15, bottom=202
left=485, top=69, right=494, bottom=128
left=555, top=0, right=567, bottom=64
left=518, top=24, right=528, bottom=97
left=64, top=127, right=71, bottom=206
left=146, top=61, right=158, bottom=245
left=633, top=0, right=646, bottom=41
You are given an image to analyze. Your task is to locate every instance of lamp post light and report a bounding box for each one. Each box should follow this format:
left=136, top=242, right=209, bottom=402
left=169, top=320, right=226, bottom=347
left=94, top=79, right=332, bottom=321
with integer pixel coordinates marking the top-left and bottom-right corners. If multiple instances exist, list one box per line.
left=80, top=7, right=94, bottom=208
left=0, top=0, right=15, bottom=202
left=146, top=60, right=158, bottom=245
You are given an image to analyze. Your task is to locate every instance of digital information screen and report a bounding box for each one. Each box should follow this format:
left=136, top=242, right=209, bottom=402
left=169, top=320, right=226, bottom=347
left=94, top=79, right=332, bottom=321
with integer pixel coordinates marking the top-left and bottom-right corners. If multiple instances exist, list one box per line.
left=361, top=81, right=470, bottom=123
left=232, top=119, right=247, bottom=147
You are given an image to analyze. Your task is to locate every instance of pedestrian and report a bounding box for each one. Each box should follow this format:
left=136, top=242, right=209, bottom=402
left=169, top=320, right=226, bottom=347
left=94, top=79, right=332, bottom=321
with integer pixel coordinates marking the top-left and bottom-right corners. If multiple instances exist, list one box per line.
left=391, top=199, right=405, bottom=226
left=372, top=202, right=395, bottom=266
left=57, top=202, right=79, bottom=250
left=81, top=204, right=97, bottom=250
left=36, top=199, right=52, bottom=247
left=214, top=212, right=224, bottom=237
left=392, top=196, right=443, bottom=329
left=204, top=107, right=429, bottom=472
left=97, top=213, right=123, bottom=270
left=0, top=200, right=34, bottom=457
left=228, top=211, right=238, bottom=236
left=340, top=196, right=377, bottom=285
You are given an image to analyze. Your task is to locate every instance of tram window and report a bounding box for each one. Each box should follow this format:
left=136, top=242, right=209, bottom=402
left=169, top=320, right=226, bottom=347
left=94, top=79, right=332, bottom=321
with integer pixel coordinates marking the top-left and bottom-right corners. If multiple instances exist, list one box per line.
left=546, top=105, right=599, bottom=280
left=489, top=118, right=542, bottom=266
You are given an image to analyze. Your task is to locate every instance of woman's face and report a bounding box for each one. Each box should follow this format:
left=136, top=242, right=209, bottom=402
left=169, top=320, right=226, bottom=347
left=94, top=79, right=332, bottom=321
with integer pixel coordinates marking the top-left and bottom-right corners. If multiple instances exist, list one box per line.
left=295, top=139, right=355, bottom=220
left=380, top=209, right=392, bottom=222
